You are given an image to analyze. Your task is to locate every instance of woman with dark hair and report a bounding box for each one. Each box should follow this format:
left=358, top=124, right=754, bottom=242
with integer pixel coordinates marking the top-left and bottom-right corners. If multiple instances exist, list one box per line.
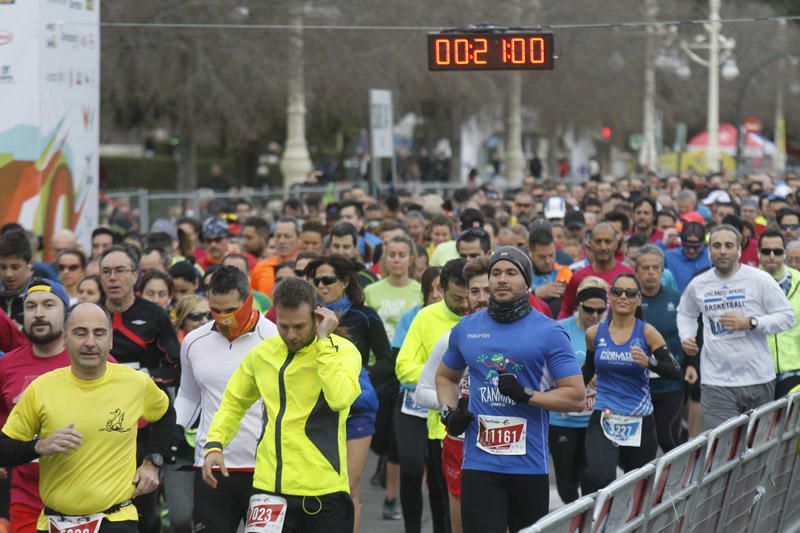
left=304, top=255, right=390, bottom=533
left=581, top=273, right=681, bottom=493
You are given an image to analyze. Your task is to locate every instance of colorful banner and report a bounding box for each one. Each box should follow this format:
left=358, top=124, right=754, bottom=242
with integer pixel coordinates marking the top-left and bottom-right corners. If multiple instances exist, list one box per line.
left=0, top=0, right=99, bottom=259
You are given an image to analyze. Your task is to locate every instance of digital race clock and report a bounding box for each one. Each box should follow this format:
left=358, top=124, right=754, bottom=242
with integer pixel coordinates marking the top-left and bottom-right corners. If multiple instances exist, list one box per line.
left=428, top=29, right=555, bottom=71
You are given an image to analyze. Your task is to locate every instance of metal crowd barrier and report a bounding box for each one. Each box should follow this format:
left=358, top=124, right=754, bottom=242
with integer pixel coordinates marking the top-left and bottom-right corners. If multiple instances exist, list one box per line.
left=523, top=392, right=800, bottom=533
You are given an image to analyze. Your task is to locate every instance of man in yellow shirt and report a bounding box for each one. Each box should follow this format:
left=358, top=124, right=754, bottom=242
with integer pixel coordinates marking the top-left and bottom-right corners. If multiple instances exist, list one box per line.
left=202, top=277, right=361, bottom=533
left=394, top=258, right=469, bottom=533
left=0, top=302, right=174, bottom=533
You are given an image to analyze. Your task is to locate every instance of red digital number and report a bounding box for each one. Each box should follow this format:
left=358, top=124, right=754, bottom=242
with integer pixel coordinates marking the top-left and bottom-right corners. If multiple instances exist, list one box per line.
left=434, top=39, right=451, bottom=65
left=510, top=37, right=525, bottom=64
left=473, top=38, right=488, bottom=65
left=529, top=37, right=545, bottom=64
left=454, top=38, right=469, bottom=65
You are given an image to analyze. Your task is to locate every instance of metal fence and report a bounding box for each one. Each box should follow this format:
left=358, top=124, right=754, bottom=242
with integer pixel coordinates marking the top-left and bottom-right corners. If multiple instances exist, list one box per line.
left=101, top=180, right=467, bottom=231
left=523, top=392, right=800, bottom=533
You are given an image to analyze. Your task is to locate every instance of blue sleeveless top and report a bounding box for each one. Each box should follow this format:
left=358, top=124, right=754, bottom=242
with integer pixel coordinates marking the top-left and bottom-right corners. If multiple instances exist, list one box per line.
left=593, top=319, right=653, bottom=416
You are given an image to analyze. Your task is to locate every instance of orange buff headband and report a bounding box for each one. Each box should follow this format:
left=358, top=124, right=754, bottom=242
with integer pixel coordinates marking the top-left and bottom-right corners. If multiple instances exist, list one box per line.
left=211, top=291, right=259, bottom=342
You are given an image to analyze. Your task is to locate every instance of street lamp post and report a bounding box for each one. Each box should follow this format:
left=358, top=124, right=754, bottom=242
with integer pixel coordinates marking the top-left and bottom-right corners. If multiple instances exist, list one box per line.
left=639, top=0, right=659, bottom=171
left=677, top=0, right=737, bottom=174
left=280, top=9, right=313, bottom=189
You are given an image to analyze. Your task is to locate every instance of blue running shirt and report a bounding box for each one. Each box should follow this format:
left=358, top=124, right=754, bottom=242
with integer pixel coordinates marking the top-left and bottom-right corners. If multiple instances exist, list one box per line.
left=593, top=319, right=653, bottom=416
left=443, top=310, right=581, bottom=475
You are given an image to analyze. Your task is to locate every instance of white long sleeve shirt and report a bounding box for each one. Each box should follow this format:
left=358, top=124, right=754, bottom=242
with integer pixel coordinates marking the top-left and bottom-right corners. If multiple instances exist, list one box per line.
left=175, top=314, right=278, bottom=468
left=677, top=264, right=795, bottom=387
left=413, top=331, right=451, bottom=410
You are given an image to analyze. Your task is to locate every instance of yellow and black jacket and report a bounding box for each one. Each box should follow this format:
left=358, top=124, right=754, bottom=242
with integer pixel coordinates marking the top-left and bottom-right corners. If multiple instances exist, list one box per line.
left=205, top=333, right=361, bottom=496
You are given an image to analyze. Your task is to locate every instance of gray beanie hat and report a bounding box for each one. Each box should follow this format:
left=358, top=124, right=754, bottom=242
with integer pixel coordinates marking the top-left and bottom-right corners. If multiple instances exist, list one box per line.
left=489, top=246, right=533, bottom=287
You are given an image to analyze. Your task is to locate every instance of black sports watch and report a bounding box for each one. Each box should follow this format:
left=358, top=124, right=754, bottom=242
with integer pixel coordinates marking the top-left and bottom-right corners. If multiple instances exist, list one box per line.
left=143, top=453, right=164, bottom=468
left=749, top=317, right=758, bottom=330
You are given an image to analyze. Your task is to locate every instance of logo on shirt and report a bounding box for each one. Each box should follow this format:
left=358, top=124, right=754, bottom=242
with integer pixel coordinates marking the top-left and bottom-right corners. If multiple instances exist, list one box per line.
left=667, top=302, right=675, bottom=312
left=99, top=408, right=131, bottom=433
left=477, top=353, right=522, bottom=381
left=466, top=333, right=490, bottom=339
left=131, top=319, right=147, bottom=325
left=597, top=338, right=607, bottom=348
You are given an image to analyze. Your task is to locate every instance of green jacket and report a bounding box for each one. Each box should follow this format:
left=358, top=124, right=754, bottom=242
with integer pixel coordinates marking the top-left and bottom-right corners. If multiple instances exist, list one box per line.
left=768, top=266, right=800, bottom=374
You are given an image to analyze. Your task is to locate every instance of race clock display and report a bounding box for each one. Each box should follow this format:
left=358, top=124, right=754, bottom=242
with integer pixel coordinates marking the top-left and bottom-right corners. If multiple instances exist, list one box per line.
left=428, top=30, right=555, bottom=71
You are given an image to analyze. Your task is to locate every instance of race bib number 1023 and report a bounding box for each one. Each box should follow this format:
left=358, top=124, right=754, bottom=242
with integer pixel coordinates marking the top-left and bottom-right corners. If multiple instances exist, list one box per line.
left=244, top=494, right=288, bottom=532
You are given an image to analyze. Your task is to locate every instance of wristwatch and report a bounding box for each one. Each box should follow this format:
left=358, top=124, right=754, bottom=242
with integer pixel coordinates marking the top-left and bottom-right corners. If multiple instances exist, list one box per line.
left=440, top=405, right=453, bottom=422
left=750, top=317, right=758, bottom=330
left=143, top=452, right=164, bottom=468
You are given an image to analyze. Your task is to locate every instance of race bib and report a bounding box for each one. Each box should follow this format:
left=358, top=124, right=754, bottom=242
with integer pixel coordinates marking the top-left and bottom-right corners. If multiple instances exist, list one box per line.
left=244, top=493, right=287, bottom=533
left=566, top=388, right=595, bottom=417
left=600, top=410, right=642, bottom=447
left=401, top=390, right=428, bottom=419
left=47, top=513, right=103, bottom=533
left=476, top=415, right=527, bottom=455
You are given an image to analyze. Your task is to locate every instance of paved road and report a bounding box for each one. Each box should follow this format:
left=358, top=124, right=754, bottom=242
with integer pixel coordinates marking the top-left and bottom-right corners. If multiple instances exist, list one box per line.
left=359, top=451, right=564, bottom=532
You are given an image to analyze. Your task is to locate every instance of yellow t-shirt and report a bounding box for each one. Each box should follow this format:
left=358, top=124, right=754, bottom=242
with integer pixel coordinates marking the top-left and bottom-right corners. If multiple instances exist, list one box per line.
left=2, top=363, right=169, bottom=529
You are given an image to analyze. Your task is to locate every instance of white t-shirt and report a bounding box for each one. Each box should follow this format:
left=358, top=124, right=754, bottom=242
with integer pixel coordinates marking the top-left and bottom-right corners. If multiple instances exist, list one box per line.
left=677, top=264, right=795, bottom=387
left=175, top=314, right=278, bottom=468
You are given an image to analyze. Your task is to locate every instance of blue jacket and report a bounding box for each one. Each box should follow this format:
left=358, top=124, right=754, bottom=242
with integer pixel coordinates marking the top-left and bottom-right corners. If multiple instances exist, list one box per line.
left=664, top=246, right=711, bottom=291
left=351, top=367, right=379, bottom=415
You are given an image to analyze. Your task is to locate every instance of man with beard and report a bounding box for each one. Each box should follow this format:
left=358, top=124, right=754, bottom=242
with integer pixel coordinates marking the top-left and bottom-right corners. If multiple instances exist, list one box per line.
left=0, top=280, right=71, bottom=532
left=678, top=225, right=795, bottom=430
left=757, top=230, right=800, bottom=397
left=633, top=198, right=663, bottom=244
left=436, top=247, right=584, bottom=532
left=202, top=278, right=361, bottom=532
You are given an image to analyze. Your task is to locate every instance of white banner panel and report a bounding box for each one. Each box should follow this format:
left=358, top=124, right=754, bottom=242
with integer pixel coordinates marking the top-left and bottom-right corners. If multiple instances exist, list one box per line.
left=0, top=0, right=99, bottom=259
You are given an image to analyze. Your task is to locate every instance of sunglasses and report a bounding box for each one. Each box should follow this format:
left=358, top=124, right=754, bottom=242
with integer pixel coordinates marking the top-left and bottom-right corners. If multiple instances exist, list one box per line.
left=187, top=311, right=212, bottom=321
left=682, top=242, right=705, bottom=250
left=314, top=276, right=339, bottom=286
left=580, top=304, right=607, bottom=315
left=610, top=287, right=640, bottom=298
left=58, top=263, right=81, bottom=272
left=780, top=224, right=799, bottom=231
left=294, top=269, right=305, bottom=277
left=760, top=248, right=785, bottom=257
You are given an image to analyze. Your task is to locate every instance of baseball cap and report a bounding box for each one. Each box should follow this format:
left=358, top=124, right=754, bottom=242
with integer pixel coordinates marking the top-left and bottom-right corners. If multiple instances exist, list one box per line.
left=25, top=278, right=70, bottom=309
left=202, top=217, right=230, bottom=240
left=564, top=210, right=586, bottom=229
left=150, top=218, right=178, bottom=241
left=544, top=197, right=566, bottom=219
left=702, top=190, right=731, bottom=205
left=681, top=211, right=706, bottom=225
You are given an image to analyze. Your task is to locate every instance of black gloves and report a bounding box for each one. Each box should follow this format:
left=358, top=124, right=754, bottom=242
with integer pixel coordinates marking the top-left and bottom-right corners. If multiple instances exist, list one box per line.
left=498, top=373, right=533, bottom=404
left=441, top=397, right=473, bottom=437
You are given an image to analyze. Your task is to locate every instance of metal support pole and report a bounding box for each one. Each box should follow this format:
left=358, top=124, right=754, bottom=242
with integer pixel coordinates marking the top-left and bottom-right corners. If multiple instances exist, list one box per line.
left=706, top=0, right=722, bottom=173
left=640, top=0, right=659, bottom=171
left=506, top=71, right=525, bottom=185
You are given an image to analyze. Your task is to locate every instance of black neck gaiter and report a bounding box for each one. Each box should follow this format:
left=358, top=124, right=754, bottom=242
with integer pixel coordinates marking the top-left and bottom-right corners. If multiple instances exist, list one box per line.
left=487, top=295, right=532, bottom=323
